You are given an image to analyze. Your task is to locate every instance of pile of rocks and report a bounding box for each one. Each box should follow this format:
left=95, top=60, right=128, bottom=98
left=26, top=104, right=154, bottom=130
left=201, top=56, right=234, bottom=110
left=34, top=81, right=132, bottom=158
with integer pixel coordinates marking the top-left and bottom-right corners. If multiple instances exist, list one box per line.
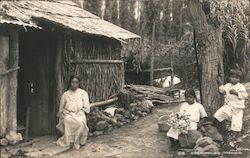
left=178, top=124, right=223, bottom=156
left=194, top=136, right=220, bottom=152
left=88, top=100, right=154, bottom=137
left=0, top=131, right=23, bottom=146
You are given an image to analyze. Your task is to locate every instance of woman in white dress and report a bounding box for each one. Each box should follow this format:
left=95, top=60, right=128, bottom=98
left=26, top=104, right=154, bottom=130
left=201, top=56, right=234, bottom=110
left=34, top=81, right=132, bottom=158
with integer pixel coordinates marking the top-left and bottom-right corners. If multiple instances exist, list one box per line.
left=56, top=76, right=90, bottom=149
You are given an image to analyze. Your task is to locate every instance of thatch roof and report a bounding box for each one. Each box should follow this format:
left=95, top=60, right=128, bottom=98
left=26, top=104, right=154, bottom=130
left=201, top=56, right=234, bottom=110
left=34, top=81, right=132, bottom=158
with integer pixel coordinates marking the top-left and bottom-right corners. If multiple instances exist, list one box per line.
left=0, top=1, right=140, bottom=41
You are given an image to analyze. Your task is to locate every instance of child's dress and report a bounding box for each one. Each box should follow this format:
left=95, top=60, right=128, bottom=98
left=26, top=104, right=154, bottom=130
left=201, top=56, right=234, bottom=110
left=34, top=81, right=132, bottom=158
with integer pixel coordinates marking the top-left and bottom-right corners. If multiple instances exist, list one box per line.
left=214, top=83, right=248, bottom=131
left=167, top=102, right=208, bottom=140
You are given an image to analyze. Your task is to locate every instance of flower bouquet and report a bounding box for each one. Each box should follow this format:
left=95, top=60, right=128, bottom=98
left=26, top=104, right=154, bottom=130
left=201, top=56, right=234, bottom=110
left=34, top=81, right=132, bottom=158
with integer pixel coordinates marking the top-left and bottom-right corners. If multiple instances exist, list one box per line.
left=167, top=112, right=191, bottom=134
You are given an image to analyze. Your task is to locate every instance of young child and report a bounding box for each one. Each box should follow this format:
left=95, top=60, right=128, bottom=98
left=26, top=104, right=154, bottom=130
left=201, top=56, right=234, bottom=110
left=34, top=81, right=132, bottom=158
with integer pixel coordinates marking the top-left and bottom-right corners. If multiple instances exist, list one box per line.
left=213, top=69, right=248, bottom=141
left=167, top=89, right=208, bottom=147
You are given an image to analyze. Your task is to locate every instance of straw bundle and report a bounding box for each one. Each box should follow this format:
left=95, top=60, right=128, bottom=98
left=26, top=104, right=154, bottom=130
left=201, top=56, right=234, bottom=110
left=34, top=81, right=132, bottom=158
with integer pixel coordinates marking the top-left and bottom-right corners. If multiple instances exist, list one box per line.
left=59, top=34, right=123, bottom=102
left=72, top=62, right=124, bottom=102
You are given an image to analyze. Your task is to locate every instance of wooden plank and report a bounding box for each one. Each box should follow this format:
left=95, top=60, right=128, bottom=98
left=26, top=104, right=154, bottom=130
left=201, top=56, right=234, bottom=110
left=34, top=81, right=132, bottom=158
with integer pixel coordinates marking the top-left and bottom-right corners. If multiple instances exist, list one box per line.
left=21, top=147, right=39, bottom=153
left=31, top=136, right=56, bottom=148
left=0, top=35, right=9, bottom=136
left=40, top=145, right=70, bottom=156
left=32, top=140, right=55, bottom=149
left=25, top=151, right=45, bottom=158
left=125, top=67, right=172, bottom=73
left=124, top=85, right=184, bottom=104
left=151, top=99, right=185, bottom=104
left=18, top=139, right=40, bottom=147
left=70, top=59, right=124, bottom=64
left=90, top=97, right=118, bottom=109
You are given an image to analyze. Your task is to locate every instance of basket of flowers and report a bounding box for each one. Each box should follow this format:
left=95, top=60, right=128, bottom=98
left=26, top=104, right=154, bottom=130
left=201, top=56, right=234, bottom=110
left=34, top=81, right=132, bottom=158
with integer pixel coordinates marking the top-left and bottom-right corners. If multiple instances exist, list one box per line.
left=166, top=112, right=191, bottom=134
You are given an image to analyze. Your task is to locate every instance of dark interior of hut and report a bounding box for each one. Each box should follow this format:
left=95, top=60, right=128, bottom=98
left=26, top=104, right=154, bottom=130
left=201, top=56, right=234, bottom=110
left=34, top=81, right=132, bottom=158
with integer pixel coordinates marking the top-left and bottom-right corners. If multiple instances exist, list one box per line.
left=17, top=30, right=57, bottom=137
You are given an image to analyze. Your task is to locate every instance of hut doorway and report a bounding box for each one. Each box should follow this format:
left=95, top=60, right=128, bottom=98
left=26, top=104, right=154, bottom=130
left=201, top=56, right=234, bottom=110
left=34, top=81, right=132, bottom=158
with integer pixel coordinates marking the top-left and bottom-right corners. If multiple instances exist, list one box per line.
left=17, top=31, right=56, bottom=137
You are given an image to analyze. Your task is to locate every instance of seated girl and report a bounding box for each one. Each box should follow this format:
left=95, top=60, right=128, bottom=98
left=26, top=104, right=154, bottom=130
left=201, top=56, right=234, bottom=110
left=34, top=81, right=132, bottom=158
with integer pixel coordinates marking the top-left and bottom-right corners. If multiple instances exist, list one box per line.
left=167, top=88, right=208, bottom=147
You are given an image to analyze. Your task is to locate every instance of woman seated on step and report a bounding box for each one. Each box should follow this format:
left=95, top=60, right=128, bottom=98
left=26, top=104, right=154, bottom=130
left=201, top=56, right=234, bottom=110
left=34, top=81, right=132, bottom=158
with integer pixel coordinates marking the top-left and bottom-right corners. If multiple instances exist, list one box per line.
left=55, top=75, right=90, bottom=149
left=167, top=88, right=208, bottom=148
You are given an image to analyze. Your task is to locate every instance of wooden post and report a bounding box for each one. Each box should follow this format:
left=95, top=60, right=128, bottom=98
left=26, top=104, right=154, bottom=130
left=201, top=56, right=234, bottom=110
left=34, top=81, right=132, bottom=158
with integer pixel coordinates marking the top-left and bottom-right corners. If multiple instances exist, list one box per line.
left=121, top=61, right=125, bottom=89
left=193, top=28, right=203, bottom=103
left=170, top=40, right=174, bottom=88
left=168, top=39, right=174, bottom=88
left=0, top=34, right=9, bottom=136
left=54, top=35, right=63, bottom=135
left=150, top=22, right=156, bottom=86
left=24, top=106, right=31, bottom=141
left=8, top=28, right=19, bottom=133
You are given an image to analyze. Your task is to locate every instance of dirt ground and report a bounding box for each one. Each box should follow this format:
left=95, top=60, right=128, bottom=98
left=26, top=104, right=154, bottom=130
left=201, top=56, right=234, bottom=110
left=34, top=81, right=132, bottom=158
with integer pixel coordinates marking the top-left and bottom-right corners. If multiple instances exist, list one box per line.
left=53, top=96, right=250, bottom=158
left=53, top=104, right=181, bottom=158
left=4, top=98, right=250, bottom=158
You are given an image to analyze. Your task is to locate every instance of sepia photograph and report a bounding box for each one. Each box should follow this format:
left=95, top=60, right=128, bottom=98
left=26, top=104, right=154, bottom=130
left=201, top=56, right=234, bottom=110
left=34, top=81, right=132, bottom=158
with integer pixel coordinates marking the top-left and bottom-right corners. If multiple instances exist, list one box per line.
left=0, top=0, right=250, bottom=157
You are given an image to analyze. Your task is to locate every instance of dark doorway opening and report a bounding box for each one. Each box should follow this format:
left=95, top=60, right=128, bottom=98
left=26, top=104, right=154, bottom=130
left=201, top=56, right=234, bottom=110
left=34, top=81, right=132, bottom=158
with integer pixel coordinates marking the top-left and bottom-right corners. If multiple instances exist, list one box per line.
left=17, top=30, right=56, bottom=137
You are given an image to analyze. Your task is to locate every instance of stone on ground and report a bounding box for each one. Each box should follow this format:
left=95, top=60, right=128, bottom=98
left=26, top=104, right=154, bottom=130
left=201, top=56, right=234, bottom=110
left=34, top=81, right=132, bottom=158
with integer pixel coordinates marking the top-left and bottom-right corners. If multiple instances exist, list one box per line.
left=202, top=124, right=223, bottom=142
left=179, top=130, right=203, bottom=148
left=5, top=131, right=23, bottom=145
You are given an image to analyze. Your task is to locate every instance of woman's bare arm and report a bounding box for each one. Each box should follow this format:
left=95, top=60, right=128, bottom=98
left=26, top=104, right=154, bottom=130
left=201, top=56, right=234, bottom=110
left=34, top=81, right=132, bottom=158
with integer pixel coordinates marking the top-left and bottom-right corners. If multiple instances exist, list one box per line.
left=83, top=91, right=90, bottom=113
left=57, top=94, right=66, bottom=117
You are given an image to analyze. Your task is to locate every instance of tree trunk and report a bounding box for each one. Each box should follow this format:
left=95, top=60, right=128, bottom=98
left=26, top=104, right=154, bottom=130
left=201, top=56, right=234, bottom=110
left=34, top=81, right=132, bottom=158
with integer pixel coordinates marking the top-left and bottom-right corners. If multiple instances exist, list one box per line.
left=187, top=0, right=224, bottom=116
left=8, top=28, right=19, bottom=133
left=150, top=22, right=156, bottom=86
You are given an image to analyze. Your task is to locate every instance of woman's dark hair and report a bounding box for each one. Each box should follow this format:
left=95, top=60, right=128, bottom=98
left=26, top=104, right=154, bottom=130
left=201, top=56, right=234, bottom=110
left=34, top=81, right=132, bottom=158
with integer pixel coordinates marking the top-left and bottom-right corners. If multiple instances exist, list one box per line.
left=184, top=88, right=198, bottom=102
left=67, top=75, right=81, bottom=90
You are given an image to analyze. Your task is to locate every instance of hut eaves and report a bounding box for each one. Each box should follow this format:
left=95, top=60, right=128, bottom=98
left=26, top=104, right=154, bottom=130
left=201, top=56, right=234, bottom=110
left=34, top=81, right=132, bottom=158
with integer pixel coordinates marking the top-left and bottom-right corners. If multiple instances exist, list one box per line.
left=0, top=19, right=42, bottom=29
left=0, top=1, right=140, bottom=41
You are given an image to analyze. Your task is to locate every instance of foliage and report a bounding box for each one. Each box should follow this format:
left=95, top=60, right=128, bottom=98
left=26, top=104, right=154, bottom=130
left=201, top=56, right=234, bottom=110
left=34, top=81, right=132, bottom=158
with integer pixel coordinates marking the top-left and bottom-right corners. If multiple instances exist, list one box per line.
left=104, top=0, right=118, bottom=25
left=202, top=0, right=250, bottom=79
left=124, top=50, right=142, bottom=73
left=84, top=0, right=103, bottom=17
left=119, top=0, right=138, bottom=33
left=81, top=0, right=250, bottom=85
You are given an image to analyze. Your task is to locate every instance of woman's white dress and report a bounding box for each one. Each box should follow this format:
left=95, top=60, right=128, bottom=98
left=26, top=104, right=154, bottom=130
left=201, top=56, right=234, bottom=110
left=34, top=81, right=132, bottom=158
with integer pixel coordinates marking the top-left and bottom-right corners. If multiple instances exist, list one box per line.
left=56, top=88, right=90, bottom=147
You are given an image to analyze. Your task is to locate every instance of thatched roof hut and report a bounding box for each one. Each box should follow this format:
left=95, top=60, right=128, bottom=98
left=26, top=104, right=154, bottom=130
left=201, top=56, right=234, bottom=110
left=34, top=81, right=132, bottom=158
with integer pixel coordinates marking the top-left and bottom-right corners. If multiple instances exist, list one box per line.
left=0, top=1, right=139, bottom=137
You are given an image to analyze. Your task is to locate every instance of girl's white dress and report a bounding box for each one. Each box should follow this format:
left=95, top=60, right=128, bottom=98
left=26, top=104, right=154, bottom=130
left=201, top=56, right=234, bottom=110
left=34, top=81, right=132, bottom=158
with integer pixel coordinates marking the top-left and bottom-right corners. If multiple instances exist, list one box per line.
left=56, top=88, right=90, bottom=147
left=214, top=83, right=248, bottom=131
left=167, top=102, right=207, bottom=140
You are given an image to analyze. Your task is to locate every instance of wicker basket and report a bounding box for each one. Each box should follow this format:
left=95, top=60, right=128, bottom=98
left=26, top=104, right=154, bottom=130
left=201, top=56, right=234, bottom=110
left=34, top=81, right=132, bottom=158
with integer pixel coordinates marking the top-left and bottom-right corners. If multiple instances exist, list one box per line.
left=158, top=115, right=171, bottom=132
